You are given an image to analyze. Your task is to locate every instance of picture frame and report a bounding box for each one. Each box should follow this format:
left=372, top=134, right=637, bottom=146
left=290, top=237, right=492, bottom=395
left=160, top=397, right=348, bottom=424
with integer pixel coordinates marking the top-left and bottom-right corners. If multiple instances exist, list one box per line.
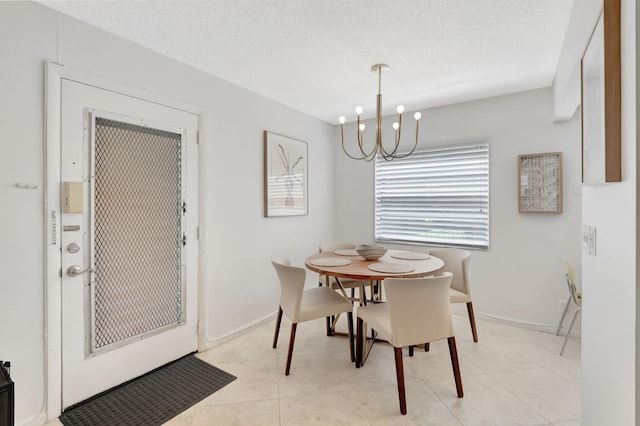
left=518, top=152, right=563, bottom=214
left=263, top=131, right=308, bottom=217
left=581, top=0, right=621, bottom=184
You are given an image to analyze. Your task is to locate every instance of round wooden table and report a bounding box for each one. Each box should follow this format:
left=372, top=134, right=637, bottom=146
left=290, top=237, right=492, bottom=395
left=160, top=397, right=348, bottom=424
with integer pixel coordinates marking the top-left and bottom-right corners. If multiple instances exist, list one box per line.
left=305, top=249, right=445, bottom=366
left=305, top=249, right=444, bottom=281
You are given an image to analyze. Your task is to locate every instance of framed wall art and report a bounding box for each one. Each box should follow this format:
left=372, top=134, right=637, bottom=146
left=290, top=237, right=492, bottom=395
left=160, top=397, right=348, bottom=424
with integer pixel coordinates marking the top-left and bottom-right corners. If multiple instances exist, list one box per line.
left=263, top=131, right=308, bottom=217
left=518, top=152, right=562, bottom=214
left=581, top=0, right=621, bottom=184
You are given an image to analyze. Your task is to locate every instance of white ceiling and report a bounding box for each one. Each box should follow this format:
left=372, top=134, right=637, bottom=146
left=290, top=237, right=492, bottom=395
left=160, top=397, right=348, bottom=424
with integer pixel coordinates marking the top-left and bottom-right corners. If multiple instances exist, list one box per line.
left=38, top=0, right=575, bottom=124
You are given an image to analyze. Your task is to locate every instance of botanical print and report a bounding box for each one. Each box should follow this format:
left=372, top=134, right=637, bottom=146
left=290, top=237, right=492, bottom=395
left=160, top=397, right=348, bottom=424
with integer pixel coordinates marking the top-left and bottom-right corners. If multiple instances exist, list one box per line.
left=264, top=132, right=307, bottom=216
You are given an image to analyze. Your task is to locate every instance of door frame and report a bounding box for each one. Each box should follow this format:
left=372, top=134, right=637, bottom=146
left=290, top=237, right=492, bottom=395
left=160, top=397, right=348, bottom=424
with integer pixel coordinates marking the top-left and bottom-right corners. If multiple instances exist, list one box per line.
left=44, top=62, right=206, bottom=419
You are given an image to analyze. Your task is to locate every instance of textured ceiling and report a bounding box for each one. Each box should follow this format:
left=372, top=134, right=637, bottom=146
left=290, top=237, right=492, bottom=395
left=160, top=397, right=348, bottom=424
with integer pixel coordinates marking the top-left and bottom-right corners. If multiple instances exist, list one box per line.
left=38, top=0, right=575, bottom=123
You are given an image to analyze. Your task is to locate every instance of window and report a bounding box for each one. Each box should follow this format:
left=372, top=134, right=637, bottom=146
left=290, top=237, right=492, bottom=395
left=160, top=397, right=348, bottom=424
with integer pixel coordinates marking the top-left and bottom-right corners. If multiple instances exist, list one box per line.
left=375, top=140, right=489, bottom=249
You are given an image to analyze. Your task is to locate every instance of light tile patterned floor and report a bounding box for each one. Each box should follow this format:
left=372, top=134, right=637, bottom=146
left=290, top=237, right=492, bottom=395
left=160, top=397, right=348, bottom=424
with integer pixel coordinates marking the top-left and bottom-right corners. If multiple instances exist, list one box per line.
left=48, top=312, right=581, bottom=426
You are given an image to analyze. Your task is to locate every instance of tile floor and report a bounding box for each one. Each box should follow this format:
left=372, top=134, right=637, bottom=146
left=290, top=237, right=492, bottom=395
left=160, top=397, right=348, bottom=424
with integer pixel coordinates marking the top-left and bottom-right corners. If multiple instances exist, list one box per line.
left=48, top=312, right=581, bottom=426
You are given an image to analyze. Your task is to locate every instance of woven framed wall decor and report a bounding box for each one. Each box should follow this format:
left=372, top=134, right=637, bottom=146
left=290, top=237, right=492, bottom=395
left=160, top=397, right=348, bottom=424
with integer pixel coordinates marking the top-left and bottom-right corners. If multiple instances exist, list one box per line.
left=518, top=152, right=562, bottom=214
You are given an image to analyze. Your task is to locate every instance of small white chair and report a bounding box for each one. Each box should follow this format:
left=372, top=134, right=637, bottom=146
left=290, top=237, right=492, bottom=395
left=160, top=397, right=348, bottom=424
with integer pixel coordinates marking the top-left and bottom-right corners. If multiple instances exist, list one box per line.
left=356, top=273, right=463, bottom=415
left=557, top=263, right=582, bottom=355
left=430, top=248, right=478, bottom=343
left=271, top=258, right=355, bottom=375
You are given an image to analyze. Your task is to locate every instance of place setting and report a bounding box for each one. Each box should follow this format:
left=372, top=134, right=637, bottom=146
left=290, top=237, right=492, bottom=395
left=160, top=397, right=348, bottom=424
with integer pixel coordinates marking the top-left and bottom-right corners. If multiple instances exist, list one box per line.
left=309, top=257, right=352, bottom=267
left=367, top=262, right=415, bottom=274
left=390, top=251, right=430, bottom=260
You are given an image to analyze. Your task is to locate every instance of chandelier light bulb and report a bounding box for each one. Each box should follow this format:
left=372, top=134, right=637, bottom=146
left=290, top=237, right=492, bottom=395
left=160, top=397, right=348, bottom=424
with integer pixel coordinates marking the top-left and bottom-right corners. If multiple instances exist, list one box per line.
left=392, top=122, right=399, bottom=130
left=355, top=106, right=363, bottom=115
left=359, top=123, right=366, bottom=131
left=338, top=116, right=346, bottom=124
left=414, top=112, right=422, bottom=120
left=396, top=105, right=405, bottom=114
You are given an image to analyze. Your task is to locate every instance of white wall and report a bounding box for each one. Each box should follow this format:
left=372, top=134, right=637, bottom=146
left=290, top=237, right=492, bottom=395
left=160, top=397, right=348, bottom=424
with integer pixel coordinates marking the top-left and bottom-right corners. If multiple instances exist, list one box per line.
left=335, top=88, right=583, bottom=328
left=579, top=0, right=637, bottom=424
left=4, top=1, right=635, bottom=424
left=0, top=2, right=336, bottom=423
left=554, top=0, right=638, bottom=423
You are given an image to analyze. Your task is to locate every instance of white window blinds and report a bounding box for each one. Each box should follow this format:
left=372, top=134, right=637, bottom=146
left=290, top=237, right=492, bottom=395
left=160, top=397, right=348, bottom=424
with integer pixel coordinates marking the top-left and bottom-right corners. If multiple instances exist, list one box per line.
left=375, top=140, right=490, bottom=249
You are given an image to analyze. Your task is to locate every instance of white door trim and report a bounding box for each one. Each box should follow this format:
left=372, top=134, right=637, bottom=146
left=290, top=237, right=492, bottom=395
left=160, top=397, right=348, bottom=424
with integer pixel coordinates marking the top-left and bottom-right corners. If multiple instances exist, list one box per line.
left=44, top=61, right=206, bottom=419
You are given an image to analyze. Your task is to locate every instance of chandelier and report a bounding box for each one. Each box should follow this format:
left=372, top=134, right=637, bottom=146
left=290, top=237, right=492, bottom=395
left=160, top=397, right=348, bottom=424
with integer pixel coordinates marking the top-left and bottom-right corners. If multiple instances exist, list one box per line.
left=338, top=64, right=421, bottom=161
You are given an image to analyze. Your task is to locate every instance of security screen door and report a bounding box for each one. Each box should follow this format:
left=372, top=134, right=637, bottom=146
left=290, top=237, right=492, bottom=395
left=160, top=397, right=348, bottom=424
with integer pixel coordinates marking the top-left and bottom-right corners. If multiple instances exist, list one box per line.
left=60, top=79, right=199, bottom=408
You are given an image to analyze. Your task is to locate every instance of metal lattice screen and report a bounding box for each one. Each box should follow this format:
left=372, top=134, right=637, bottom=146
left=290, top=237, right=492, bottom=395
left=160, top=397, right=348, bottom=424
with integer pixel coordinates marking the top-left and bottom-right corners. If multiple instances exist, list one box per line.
left=92, top=117, right=184, bottom=351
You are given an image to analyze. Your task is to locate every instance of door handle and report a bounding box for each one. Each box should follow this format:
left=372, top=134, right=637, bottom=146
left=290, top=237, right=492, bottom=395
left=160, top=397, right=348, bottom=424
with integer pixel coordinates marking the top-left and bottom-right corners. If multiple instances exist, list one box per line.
left=66, top=265, right=94, bottom=277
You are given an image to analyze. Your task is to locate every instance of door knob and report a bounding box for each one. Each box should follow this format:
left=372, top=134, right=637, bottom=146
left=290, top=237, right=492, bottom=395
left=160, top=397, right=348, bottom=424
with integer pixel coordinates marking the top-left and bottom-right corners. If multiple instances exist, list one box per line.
left=66, top=265, right=94, bottom=277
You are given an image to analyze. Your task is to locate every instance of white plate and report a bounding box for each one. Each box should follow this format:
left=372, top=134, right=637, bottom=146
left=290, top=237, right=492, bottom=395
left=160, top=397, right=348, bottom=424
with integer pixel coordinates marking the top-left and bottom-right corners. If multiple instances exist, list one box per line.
left=368, top=262, right=415, bottom=274
left=310, top=258, right=352, bottom=267
left=334, top=249, right=359, bottom=256
left=390, top=251, right=430, bottom=260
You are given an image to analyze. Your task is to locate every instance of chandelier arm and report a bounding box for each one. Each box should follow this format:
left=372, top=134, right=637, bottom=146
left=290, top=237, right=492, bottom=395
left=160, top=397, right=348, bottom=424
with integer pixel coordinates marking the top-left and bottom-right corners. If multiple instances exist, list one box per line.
left=356, top=115, right=367, bottom=156
left=380, top=113, right=402, bottom=157
left=356, top=115, right=362, bottom=150
left=359, top=137, right=377, bottom=158
left=341, top=124, right=367, bottom=160
left=386, top=120, right=420, bottom=159
left=356, top=115, right=377, bottom=158
left=341, top=120, right=378, bottom=160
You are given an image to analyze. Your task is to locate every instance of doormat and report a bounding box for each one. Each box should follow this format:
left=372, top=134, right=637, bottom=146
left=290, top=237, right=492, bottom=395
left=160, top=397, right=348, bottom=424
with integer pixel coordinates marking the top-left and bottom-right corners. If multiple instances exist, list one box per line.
left=59, top=354, right=236, bottom=426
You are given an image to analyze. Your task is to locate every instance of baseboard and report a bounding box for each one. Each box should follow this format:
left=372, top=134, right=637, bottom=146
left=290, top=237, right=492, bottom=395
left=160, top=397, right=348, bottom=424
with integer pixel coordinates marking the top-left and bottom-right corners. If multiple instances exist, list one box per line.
left=198, top=311, right=277, bottom=351
left=451, top=307, right=582, bottom=337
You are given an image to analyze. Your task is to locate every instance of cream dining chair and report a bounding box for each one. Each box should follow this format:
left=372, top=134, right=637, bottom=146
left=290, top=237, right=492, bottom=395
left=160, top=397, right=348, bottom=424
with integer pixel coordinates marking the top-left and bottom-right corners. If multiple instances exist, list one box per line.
left=429, top=248, right=478, bottom=344
left=318, top=241, right=366, bottom=335
left=271, top=258, right=355, bottom=374
left=356, top=273, right=463, bottom=415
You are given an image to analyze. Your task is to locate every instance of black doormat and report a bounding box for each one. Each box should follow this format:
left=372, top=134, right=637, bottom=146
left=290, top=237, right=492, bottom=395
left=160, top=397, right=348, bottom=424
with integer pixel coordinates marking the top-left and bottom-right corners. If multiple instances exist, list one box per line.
left=59, top=354, right=236, bottom=426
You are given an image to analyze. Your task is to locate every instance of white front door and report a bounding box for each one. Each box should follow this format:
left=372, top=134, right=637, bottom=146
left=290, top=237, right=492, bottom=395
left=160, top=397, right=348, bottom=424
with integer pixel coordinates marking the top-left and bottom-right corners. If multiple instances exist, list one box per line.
left=59, top=79, right=199, bottom=408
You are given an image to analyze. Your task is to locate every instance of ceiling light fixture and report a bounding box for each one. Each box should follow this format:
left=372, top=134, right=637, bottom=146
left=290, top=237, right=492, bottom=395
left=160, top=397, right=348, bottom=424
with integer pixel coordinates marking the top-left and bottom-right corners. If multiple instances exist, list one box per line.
left=339, top=64, right=421, bottom=161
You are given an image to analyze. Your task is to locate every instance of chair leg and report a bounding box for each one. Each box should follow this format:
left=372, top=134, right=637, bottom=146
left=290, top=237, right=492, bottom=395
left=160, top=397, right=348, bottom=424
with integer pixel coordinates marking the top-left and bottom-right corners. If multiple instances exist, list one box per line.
left=356, top=317, right=363, bottom=368
left=273, top=306, right=283, bottom=348
left=467, top=302, right=478, bottom=342
left=347, top=311, right=355, bottom=363
left=560, top=307, right=582, bottom=356
left=320, top=280, right=334, bottom=336
left=424, top=343, right=430, bottom=352
left=555, top=296, right=571, bottom=335
left=408, top=346, right=414, bottom=357
left=326, top=316, right=333, bottom=336
left=394, top=347, right=407, bottom=415
left=285, top=323, right=297, bottom=375
left=447, top=337, right=464, bottom=398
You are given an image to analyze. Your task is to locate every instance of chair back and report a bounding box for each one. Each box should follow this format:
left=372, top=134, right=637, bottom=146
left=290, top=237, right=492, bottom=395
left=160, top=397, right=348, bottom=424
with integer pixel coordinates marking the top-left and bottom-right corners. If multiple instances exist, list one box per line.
left=566, top=262, right=581, bottom=306
left=429, top=248, right=471, bottom=296
left=318, top=242, right=354, bottom=285
left=384, top=272, right=454, bottom=347
left=271, top=258, right=306, bottom=323
left=319, top=241, right=356, bottom=252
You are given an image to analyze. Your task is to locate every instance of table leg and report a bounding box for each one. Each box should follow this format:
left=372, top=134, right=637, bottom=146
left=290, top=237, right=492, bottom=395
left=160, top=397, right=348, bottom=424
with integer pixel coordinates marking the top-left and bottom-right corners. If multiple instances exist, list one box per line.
left=359, top=280, right=383, bottom=367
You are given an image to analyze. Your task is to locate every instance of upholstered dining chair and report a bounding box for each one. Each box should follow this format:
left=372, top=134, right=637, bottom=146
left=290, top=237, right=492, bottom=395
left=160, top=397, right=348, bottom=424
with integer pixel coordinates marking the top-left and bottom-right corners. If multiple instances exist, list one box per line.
left=271, top=258, right=355, bottom=375
left=557, top=262, right=582, bottom=355
left=319, top=241, right=366, bottom=335
left=356, top=273, right=463, bottom=415
left=429, top=248, right=478, bottom=344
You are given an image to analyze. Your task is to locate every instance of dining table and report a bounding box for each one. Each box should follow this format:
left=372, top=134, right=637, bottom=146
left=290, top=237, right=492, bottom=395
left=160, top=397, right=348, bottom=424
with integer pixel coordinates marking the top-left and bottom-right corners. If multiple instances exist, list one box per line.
left=305, top=248, right=445, bottom=365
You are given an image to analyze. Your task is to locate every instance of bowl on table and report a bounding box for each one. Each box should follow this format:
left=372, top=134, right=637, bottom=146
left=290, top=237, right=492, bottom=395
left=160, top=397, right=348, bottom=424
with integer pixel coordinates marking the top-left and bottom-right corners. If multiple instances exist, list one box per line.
left=355, top=244, right=387, bottom=260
